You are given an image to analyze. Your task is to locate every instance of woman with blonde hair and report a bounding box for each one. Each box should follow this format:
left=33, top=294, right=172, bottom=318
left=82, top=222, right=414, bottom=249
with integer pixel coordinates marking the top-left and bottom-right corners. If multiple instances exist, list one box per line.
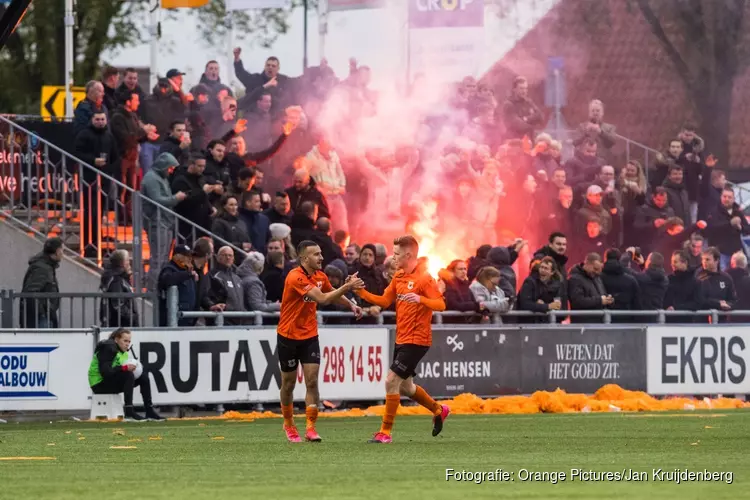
left=620, top=160, right=647, bottom=243
left=469, top=266, right=510, bottom=316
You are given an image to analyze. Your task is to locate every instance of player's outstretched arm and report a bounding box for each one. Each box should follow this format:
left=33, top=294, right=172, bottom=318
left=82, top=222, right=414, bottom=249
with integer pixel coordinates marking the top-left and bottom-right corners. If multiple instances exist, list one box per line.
left=305, top=275, right=365, bottom=306
left=356, top=280, right=396, bottom=309
left=400, top=276, right=446, bottom=311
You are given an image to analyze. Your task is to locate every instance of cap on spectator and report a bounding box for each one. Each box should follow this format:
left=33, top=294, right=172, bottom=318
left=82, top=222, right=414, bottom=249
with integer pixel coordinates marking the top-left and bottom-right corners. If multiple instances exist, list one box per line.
left=587, top=185, right=603, bottom=195
left=166, top=69, right=185, bottom=78
left=173, top=244, right=192, bottom=257
left=269, top=223, right=291, bottom=240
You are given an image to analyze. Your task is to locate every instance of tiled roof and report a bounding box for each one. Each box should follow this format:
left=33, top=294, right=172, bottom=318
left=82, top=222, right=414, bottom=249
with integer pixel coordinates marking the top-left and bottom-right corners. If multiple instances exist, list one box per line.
left=480, top=0, right=741, bottom=165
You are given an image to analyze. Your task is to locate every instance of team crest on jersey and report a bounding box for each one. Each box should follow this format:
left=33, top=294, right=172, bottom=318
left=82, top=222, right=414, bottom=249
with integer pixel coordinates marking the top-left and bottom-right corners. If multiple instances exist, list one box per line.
left=407, top=281, right=414, bottom=290
left=317, top=281, right=323, bottom=288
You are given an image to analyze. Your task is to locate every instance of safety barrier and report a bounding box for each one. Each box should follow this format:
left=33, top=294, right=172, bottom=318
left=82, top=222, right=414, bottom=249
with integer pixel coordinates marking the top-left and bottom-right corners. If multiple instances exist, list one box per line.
left=1, top=324, right=748, bottom=413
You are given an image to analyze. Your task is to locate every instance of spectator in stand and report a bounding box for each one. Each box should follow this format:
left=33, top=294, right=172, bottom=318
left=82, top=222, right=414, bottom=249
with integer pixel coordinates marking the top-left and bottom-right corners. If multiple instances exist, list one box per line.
left=543, top=185, right=574, bottom=238
left=344, top=243, right=361, bottom=273
left=653, top=139, right=685, bottom=188
left=650, top=217, right=704, bottom=263
left=20, top=237, right=62, bottom=328
left=197, top=60, right=232, bottom=104
left=705, top=187, right=750, bottom=270
left=501, top=76, right=543, bottom=141
left=382, top=256, right=397, bottom=284
left=677, top=125, right=706, bottom=221
left=171, top=152, right=219, bottom=245
left=262, top=250, right=286, bottom=303
left=243, top=91, right=275, bottom=151
left=467, top=244, right=492, bottom=282
left=157, top=244, right=197, bottom=327
left=619, top=160, right=647, bottom=243
left=441, top=259, right=480, bottom=322
left=517, top=256, right=566, bottom=323
left=600, top=249, right=641, bottom=319
left=159, top=121, right=191, bottom=166
left=239, top=190, right=271, bottom=254
left=289, top=201, right=342, bottom=266
left=74, top=111, right=119, bottom=258
left=268, top=224, right=297, bottom=266
left=374, top=244, right=388, bottom=267
left=111, top=90, right=155, bottom=194
left=697, top=246, right=735, bottom=322
left=73, top=81, right=107, bottom=136
left=591, top=165, right=622, bottom=225
left=101, top=66, right=119, bottom=113
left=487, top=242, right=524, bottom=307
left=533, top=232, right=569, bottom=277
left=333, top=230, right=350, bottom=254
left=286, top=168, right=331, bottom=218
left=531, top=135, right=559, bottom=178
left=683, top=233, right=705, bottom=273
left=664, top=249, right=701, bottom=323
left=225, top=166, right=256, bottom=202
left=141, top=153, right=186, bottom=292
left=237, top=251, right=280, bottom=316
left=117, top=68, right=146, bottom=111
left=225, top=121, right=291, bottom=182
left=99, top=250, right=139, bottom=328
left=211, top=195, right=252, bottom=260
left=631, top=252, right=669, bottom=312
left=355, top=244, right=387, bottom=320
left=192, top=238, right=224, bottom=321
left=469, top=266, right=510, bottom=317
left=209, top=246, right=247, bottom=325
left=573, top=99, right=617, bottom=158
left=140, top=77, right=186, bottom=170
left=316, top=217, right=332, bottom=237
left=234, top=48, right=291, bottom=115
left=728, top=251, right=750, bottom=318
left=264, top=191, right=293, bottom=226
left=564, top=138, right=605, bottom=188
left=305, top=134, right=348, bottom=233
left=698, top=164, right=723, bottom=221
left=632, top=188, right=674, bottom=254
left=662, top=165, right=691, bottom=225
left=576, top=185, right=612, bottom=240
left=568, top=252, right=613, bottom=323
left=186, top=84, right=211, bottom=150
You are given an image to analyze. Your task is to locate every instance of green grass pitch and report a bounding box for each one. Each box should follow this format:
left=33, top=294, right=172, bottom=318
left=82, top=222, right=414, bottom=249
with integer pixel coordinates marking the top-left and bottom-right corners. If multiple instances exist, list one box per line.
left=1, top=411, right=748, bottom=499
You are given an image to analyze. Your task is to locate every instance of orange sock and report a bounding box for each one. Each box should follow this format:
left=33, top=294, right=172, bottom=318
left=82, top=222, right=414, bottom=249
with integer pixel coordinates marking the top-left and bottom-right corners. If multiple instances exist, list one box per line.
left=305, top=405, right=318, bottom=430
left=379, top=394, right=400, bottom=436
left=281, top=403, right=295, bottom=428
left=411, top=385, right=442, bottom=416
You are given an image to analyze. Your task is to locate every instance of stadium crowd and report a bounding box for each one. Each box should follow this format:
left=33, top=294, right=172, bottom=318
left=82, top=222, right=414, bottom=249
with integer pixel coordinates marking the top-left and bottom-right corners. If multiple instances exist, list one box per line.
left=18, top=49, right=750, bottom=328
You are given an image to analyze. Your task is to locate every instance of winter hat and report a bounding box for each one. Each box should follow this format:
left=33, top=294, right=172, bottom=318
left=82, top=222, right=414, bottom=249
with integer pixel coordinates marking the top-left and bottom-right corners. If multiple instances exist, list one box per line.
left=361, top=243, right=377, bottom=257
left=487, top=246, right=511, bottom=266
left=328, top=258, right=349, bottom=278
left=269, top=223, right=291, bottom=240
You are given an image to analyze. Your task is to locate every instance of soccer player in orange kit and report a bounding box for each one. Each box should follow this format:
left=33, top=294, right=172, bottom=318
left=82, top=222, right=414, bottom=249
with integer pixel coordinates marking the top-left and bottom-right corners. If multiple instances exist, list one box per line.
left=277, top=240, right=364, bottom=443
left=354, top=235, right=449, bottom=443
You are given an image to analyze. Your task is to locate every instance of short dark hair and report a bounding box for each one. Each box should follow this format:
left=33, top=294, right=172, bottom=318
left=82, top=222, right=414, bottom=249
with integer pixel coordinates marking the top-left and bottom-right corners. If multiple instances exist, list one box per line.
left=512, top=76, right=526, bottom=88
left=549, top=232, right=566, bottom=244
left=297, top=240, right=319, bottom=255
left=668, top=164, right=683, bottom=175
left=672, top=249, right=689, bottom=263
left=207, top=139, right=225, bottom=150
left=116, top=90, right=138, bottom=106
left=205, top=60, right=218, bottom=68
left=476, top=244, right=492, bottom=259
left=266, top=56, right=280, bottom=64
left=647, top=252, right=665, bottom=270
left=123, top=67, right=137, bottom=75
left=323, top=264, right=344, bottom=281
left=722, top=186, right=735, bottom=196
left=43, top=237, right=63, bottom=254
left=170, top=120, right=185, bottom=131
left=192, top=238, right=213, bottom=258
left=703, top=246, right=720, bottom=261
left=585, top=252, right=602, bottom=264
left=652, top=186, right=667, bottom=197
left=604, top=248, right=621, bottom=261
left=102, top=66, right=119, bottom=79
left=669, top=139, right=682, bottom=147
left=241, top=190, right=261, bottom=205
left=682, top=121, right=697, bottom=132
left=347, top=243, right=361, bottom=254
left=238, top=167, right=256, bottom=181
left=258, top=91, right=272, bottom=100
left=393, top=235, right=419, bottom=254
left=275, top=191, right=288, bottom=198
left=189, top=152, right=206, bottom=164
left=299, top=201, right=317, bottom=219
left=333, top=230, right=349, bottom=245
left=581, top=137, right=597, bottom=148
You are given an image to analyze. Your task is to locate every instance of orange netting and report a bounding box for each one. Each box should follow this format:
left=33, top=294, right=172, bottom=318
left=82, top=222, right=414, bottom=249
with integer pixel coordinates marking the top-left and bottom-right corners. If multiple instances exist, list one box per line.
left=192, top=385, right=749, bottom=423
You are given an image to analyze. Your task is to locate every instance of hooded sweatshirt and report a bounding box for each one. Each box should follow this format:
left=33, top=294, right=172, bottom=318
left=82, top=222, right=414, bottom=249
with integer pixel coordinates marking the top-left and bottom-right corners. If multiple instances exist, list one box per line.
left=469, top=280, right=509, bottom=314
left=567, top=264, right=607, bottom=322
left=600, top=258, right=641, bottom=311
left=486, top=246, right=518, bottom=305
left=99, top=264, right=139, bottom=327
left=141, top=153, right=180, bottom=226
left=236, top=260, right=279, bottom=313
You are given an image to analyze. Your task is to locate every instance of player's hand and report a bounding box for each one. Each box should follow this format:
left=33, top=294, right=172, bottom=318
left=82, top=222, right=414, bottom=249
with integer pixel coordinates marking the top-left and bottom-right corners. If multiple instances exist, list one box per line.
left=401, top=293, right=421, bottom=304
left=352, top=305, right=364, bottom=320
left=346, top=273, right=365, bottom=291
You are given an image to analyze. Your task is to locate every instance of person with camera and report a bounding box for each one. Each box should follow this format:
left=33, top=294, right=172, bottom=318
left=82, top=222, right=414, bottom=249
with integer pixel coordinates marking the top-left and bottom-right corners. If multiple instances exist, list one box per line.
left=89, top=328, right=163, bottom=421
left=622, top=249, right=669, bottom=313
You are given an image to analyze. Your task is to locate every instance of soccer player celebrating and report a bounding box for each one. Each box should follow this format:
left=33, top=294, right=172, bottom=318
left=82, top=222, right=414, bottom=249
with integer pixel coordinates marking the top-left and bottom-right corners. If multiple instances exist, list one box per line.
left=354, top=235, right=449, bottom=443
left=277, top=240, right=365, bottom=443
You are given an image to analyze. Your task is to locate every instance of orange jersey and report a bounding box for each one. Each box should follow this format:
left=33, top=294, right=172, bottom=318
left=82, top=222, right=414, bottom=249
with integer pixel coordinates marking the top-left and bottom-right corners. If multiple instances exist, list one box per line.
left=359, top=269, right=445, bottom=347
left=277, top=266, right=333, bottom=340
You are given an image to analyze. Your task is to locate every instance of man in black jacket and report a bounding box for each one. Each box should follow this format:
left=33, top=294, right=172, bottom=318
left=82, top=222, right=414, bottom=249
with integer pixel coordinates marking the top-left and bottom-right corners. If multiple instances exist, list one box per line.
left=264, top=191, right=293, bottom=225
left=21, top=237, right=62, bottom=328
left=632, top=188, right=675, bottom=253
left=285, top=169, right=331, bottom=219
left=289, top=201, right=342, bottom=266
left=171, top=153, right=221, bottom=245
left=209, top=246, right=247, bottom=325
left=567, top=252, right=613, bottom=323
left=728, top=251, right=750, bottom=321
left=533, top=232, right=569, bottom=277
left=600, top=249, right=641, bottom=319
left=111, top=91, right=154, bottom=193
left=664, top=249, right=701, bottom=322
left=159, top=121, right=191, bottom=166
left=696, top=246, right=736, bottom=323
left=99, top=250, right=139, bottom=327
left=632, top=252, right=669, bottom=313
left=662, top=165, right=691, bottom=226
left=74, top=111, right=120, bottom=257
left=157, top=244, right=198, bottom=327
left=705, top=187, right=750, bottom=271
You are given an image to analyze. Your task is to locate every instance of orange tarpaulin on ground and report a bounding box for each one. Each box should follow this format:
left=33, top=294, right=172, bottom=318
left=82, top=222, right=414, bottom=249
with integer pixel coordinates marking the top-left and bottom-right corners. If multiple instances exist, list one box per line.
left=210, top=385, right=750, bottom=423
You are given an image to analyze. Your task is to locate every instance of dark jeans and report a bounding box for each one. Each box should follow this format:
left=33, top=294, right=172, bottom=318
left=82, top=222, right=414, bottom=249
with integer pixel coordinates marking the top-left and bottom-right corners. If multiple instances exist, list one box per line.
left=91, top=370, right=153, bottom=407
left=80, top=182, right=101, bottom=256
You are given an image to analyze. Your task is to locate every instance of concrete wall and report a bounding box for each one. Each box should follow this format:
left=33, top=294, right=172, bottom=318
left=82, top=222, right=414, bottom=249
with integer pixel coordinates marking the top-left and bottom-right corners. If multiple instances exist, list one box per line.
left=0, top=221, right=154, bottom=328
